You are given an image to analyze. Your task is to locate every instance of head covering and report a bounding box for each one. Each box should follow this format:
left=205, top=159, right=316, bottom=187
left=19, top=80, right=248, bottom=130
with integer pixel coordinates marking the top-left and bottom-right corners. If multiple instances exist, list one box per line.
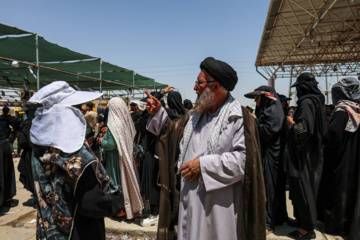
left=183, top=99, right=193, bottom=110
left=2, top=106, right=9, bottom=114
left=293, top=73, right=327, bottom=137
left=97, top=106, right=105, bottom=123
left=246, top=86, right=284, bottom=124
left=277, top=94, right=291, bottom=116
left=103, top=107, right=109, bottom=127
left=200, top=57, right=238, bottom=91
left=244, top=85, right=278, bottom=101
left=107, top=97, right=143, bottom=218
left=29, top=81, right=102, bottom=153
left=131, top=100, right=146, bottom=111
left=278, top=94, right=292, bottom=102
left=85, top=111, right=97, bottom=130
left=292, top=72, right=323, bottom=98
left=167, top=91, right=186, bottom=118
left=291, top=72, right=317, bottom=87
left=332, top=77, right=360, bottom=105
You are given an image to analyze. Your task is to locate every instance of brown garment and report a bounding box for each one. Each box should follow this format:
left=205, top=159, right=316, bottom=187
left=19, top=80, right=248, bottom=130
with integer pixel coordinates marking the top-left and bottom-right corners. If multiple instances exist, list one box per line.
left=156, top=107, right=266, bottom=240
left=157, top=112, right=189, bottom=240
left=241, top=106, right=266, bottom=240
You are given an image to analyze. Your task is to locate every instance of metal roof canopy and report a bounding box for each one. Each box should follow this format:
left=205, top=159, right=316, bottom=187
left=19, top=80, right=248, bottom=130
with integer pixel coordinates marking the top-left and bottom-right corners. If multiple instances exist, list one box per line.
left=255, top=0, right=360, bottom=84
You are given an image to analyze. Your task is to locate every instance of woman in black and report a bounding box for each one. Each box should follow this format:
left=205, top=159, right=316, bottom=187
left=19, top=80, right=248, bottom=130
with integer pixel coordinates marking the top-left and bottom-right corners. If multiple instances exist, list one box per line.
left=245, top=85, right=285, bottom=234
left=318, top=77, right=360, bottom=240
left=286, top=72, right=327, bottom=239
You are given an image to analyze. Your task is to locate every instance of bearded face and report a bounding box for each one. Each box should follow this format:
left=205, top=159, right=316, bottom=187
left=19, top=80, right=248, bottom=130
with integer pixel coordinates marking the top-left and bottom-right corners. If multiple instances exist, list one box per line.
left=194, top=87, right=216, bottom=114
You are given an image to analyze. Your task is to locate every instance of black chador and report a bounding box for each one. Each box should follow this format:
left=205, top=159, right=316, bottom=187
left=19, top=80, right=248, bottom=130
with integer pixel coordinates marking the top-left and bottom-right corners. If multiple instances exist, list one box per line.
left=287, top=73, right=327, bottom=234
left=0, top=127, right=16, bottom=207
left=317, top=77, right=360, bottom=240
left=245, top=85, right=285, bottom=232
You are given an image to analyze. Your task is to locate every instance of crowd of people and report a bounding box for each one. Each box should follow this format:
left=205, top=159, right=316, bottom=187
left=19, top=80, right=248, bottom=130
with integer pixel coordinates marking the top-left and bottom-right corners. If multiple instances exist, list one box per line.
left=0, top=57, right=359, bottom=240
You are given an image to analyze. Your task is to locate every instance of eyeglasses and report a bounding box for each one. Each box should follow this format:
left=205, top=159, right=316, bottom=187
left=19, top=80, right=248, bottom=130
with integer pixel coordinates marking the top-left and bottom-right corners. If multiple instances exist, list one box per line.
left=195, top=80, right=215, bottom=86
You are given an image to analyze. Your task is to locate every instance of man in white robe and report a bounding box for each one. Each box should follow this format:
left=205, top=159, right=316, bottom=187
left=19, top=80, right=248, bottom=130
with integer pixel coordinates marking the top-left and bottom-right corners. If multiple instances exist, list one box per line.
left=146, top=57, right=249, bottom=240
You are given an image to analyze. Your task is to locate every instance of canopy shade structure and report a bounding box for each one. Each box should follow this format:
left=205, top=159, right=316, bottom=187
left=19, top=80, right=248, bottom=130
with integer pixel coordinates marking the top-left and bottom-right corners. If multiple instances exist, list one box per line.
left=0, top=23, right=167, bottom=92
left=255, top=0, right=360, bottom=81
left=0, top=23, right=31, bottom=36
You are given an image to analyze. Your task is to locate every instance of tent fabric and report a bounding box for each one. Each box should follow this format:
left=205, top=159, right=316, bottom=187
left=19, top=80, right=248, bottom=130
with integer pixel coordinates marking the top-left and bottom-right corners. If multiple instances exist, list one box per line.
left=0, top=23, right=167, bottom=91
left=0, top=23, right=31, bottom=36
left=0, top=35, right=94, bottom=62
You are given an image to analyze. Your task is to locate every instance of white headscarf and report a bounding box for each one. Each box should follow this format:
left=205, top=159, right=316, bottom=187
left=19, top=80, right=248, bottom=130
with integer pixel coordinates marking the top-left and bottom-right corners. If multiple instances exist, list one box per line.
left=107, top=97, right=143, bottom=218
left=29, top=81, right=102, bottom=153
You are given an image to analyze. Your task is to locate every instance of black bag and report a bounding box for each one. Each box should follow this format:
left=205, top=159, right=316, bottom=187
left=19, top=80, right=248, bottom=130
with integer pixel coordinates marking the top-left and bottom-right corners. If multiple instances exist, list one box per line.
left=133, top=132, right=145, bottom=163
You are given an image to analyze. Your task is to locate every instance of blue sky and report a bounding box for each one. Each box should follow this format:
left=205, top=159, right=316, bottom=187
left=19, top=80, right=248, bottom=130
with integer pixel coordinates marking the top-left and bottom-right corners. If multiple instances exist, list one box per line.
left=1, top=0, right=296, bottom=107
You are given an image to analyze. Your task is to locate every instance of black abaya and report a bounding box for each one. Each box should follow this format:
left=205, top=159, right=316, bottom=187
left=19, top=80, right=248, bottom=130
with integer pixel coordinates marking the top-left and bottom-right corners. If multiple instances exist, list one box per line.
left=318, top=111, right=360, bottom=240
left=17, top=104, right=37, bottom=194
left=0, top=130, right=16, bottom=207
left=254, top=86, right=285, bottom=230
left=287, top=95, right=327, bottom=232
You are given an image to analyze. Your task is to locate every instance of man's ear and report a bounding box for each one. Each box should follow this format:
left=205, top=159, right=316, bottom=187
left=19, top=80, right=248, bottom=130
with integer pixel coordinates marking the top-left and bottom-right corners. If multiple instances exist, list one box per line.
left=213, top=81, right=220, bottom=91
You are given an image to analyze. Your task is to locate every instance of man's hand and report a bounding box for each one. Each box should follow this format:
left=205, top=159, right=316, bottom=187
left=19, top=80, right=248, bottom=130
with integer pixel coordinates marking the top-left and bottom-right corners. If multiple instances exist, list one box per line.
left=101, top=127, right=108, bottom=133
left=145, top=90, right=162, bottom=116
left=161, top=86, right=174, bottom=94
left=287, top=116, right=295, bottom=127
left=179, top=158, right=201, bottom=182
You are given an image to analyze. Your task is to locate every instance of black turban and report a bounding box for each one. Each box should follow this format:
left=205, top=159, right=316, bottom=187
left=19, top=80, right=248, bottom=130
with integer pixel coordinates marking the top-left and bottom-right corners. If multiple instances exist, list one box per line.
left=200, top=57, right=238, bottom=91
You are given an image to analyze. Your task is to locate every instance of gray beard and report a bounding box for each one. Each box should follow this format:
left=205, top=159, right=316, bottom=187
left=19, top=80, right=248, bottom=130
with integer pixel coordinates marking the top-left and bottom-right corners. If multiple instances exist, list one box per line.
left=194, top=88, right=215, bottom=114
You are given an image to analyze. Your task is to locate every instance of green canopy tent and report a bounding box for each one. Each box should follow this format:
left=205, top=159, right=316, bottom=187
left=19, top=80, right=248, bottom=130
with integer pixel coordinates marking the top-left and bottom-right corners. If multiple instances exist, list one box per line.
left=0, top=23, right=31, bottom=36
left=0, top=23, right=167, bottom=94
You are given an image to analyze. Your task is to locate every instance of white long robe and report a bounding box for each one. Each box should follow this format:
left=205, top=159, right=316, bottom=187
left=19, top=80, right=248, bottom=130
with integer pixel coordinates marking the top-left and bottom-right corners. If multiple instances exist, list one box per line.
left=147, top=104, right=246, bottom=240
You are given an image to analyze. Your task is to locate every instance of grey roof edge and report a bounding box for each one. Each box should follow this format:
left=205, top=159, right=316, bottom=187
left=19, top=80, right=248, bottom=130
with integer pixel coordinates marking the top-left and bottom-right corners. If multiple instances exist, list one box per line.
left=255, top=0, right=283, bottom=67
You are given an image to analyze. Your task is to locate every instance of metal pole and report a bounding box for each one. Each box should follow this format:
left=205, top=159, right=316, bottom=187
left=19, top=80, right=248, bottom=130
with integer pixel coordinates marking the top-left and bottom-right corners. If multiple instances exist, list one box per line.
left=36, top=33, right=40, bottom=91
left=153, top=79, right=155, bottom=91
left=268, top=78, right=275, bottom=88
left=99, top=58, right=102, bottom=105
left=132, top=71, right=135, bottom=100
left=289, top=69, right=293, bottom=99
left=325, top=73, right=329, bottom=104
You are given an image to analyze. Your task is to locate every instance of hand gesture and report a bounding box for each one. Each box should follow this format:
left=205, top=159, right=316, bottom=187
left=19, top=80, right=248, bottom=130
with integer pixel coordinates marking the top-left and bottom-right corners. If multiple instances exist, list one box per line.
left=286, top=116, right=295, bottom=127
left=161, top=86, right=174, bottom=95
left=145, top=90, right=161, bottom=116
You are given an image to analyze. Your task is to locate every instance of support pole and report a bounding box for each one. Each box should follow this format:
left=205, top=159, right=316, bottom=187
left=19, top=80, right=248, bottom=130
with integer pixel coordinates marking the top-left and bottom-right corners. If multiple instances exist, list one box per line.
left=268, top=78, right=275, bottom=88
left=325, top=73, right=329, bottom=104
left=99, top=58, right=102, bottom=105
left=289, top=67, right=293, bottom=99
left=36, top=33, right=40, bottom=91
left=132, top=71, right=135, bottom=100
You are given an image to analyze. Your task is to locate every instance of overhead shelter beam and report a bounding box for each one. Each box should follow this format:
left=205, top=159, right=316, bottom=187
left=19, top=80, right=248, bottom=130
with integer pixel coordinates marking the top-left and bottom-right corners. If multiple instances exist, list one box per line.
left=255, top=0, right=360, bottom=81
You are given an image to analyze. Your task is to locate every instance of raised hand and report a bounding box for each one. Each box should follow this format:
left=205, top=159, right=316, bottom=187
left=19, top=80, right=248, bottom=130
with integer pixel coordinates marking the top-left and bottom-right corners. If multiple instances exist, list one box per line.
left=144, top=90, right=162, bottom=115
left=162, top=86, right=174, bottom=94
